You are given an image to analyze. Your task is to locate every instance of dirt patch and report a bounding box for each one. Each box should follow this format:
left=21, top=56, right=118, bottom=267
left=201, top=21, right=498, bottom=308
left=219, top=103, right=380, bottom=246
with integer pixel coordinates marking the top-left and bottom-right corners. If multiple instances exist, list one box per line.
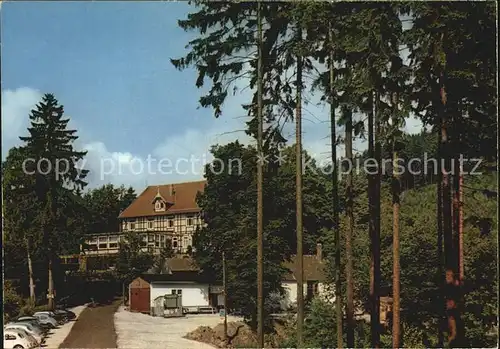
left=59, top=299, right=121, bottom=348
left=185, top=320, right=289, bottom=348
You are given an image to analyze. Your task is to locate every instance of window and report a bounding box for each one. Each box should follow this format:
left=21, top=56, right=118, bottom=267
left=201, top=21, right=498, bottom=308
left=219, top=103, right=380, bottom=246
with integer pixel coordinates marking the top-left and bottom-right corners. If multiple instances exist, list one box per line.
left=160, top=235, right=165, bottom=242
left=5, top=334, right=16, bottom=340
left=168, top=219, right=174, bottom=228
left=171, top=289, right=182, bottom=295
left=130, top=221, right=136, bottom=230
left=109, top=243, right=118, bottom=249
left=155, top=200, right=166, bottom=212
left=187, top=217, right=193, bottom=226
left=155, top=234, right=160, bottom=241
left=155, top=241, right=160, bottom=247
left=148, top=234, right=154, bottom=242
left=148, top=219, right=154, bottom=229
left=98, top=236, right=108, bottom=249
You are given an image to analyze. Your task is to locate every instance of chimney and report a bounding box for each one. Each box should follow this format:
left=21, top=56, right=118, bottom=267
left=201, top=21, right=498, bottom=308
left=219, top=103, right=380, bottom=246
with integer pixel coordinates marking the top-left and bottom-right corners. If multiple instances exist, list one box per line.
left=316, top=243, right=322, bottom=260
left=170, top=184, right=175, bottom=199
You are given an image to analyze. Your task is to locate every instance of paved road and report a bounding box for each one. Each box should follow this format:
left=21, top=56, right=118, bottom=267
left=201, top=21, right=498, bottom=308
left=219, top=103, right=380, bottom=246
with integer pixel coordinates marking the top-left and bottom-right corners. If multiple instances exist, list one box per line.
left=59, top=300, right=121, bottom=348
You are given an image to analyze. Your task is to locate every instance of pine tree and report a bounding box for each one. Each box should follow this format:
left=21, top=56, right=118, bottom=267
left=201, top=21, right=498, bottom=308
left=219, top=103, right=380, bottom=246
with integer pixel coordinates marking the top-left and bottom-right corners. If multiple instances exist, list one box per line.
left=19, top=93, right=88, bottom=309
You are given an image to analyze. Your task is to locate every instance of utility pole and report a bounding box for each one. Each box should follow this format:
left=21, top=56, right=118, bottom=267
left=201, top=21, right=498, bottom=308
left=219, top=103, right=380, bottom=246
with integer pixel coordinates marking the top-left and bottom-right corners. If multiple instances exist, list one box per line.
left=256, top=1, right=264, bottom=347
left=223, top=251, right=228, bottom=343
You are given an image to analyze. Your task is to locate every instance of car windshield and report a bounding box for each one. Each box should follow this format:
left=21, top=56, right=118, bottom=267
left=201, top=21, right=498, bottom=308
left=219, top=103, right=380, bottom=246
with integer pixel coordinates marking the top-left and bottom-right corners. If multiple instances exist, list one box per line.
left=17, top=332, right=25, bottom=338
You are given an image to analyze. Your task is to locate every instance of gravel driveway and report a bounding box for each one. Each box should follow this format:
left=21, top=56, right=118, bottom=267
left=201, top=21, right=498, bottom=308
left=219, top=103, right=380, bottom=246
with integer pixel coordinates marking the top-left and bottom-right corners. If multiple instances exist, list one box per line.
left=114, top=306, right=242, bottom=349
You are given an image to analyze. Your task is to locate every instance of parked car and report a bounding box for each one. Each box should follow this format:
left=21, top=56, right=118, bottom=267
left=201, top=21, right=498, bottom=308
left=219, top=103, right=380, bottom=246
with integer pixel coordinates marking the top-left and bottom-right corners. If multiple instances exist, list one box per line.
left=34, top=311, right=66, bottom=325
left=5, top=321, right=45, bottom=335
left=54, top=308, right=76, bottom=320
left=32, top=313, right=59, bottom=328
left=3, top=329, right=38, bottom=349
left=13, top=317, right=50, bottom=332
left=4, top=323, right=44, bottom=345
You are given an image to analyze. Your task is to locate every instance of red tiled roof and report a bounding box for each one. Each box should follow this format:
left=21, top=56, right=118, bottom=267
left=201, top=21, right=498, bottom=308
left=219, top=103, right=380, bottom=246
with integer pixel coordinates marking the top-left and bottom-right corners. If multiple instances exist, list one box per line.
left=119, top=180, right=206, bottom=218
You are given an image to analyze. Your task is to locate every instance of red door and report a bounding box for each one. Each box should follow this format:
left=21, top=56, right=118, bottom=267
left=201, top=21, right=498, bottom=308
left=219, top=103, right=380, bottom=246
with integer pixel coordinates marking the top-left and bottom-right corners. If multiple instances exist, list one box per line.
left=131, top=287, right=150, bottom=313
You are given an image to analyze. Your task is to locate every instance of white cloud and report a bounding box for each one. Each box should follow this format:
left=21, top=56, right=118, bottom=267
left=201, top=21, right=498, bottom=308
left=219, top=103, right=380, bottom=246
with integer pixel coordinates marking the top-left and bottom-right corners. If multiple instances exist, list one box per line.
left=1, top=87, right=43, bottom=154
left=1, top=81, right=425, bottom=191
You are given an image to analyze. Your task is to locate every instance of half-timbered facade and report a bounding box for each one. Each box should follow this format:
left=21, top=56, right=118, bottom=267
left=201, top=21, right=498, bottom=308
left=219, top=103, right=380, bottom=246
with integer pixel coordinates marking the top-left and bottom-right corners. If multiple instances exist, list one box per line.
left=84, top=180, right=206, bottom=255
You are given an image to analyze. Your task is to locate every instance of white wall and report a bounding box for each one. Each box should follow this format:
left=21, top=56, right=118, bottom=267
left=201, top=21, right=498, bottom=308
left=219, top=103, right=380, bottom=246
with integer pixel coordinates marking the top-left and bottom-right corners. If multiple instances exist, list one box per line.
left=150, top=283, right=209, bottom=307
left=280, top=281, right=334, bottom=309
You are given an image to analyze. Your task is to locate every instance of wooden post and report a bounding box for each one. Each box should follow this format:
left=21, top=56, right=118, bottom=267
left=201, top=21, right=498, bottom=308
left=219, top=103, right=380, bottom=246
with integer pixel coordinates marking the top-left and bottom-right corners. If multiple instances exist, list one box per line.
left=223, top=251, right=228, bottom=342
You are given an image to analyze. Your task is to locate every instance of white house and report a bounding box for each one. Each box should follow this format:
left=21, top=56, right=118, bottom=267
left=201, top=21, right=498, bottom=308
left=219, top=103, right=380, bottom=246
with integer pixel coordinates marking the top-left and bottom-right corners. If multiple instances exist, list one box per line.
left=279, top=243, right=332, bottom=310
left=128, top=257, right=224, bottom=314
left=128, top=245, right=330, bottom=315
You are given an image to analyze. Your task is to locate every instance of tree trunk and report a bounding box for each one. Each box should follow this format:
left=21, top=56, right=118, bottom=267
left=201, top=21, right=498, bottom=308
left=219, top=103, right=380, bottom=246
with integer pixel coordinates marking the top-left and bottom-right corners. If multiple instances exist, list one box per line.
left=329, top=25, right=343, bottom=349
left=391, top=92, right=401, bottom=348
left=223, top=251, right=228, bottom=342
left=440, top=75, right=453, bottom=273
left=48, top=257, right=55, bottom=310
left=295, top=24, right=305, bottom=349
left=452, top=132, right=464, bottom=282
left=374, top=91, right=382, bottom=334
left=437, top=129, right=445, bottom=348
left=344, top=107, right=355, bottom=348
left=369, top=91, right=381, bottom=348
left=458, top=168, right=464, bottom=281
left=26, top=238, right=36, bottom=306
left=256, top=2, right=264, bottom=347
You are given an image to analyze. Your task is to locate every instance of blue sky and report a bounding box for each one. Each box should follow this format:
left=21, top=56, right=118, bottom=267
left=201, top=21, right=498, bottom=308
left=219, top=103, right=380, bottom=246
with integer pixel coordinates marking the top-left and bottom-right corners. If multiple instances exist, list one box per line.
left=1, top=2, right=422, bottom=190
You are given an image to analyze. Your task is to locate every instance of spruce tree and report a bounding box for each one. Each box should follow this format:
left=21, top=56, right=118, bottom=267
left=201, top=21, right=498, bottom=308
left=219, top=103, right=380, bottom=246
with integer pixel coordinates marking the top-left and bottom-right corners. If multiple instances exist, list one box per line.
left=19, top=93, right=88, bottom=309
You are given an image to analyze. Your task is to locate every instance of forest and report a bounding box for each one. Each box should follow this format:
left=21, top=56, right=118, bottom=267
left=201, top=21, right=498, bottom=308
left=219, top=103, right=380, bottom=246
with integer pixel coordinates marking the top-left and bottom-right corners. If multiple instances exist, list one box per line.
left=2, top=1, right=497, bottom=348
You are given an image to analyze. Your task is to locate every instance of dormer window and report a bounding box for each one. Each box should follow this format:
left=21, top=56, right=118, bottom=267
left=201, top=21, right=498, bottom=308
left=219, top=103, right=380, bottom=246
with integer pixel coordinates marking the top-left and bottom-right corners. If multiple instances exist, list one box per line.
left=155, top=200, right=166, bottom=212
left=152, top=186, right=168, bottom=212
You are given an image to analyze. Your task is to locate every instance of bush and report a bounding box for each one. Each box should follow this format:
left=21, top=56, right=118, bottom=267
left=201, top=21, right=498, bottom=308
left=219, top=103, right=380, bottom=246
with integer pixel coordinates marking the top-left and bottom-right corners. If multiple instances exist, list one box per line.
left=304, top=298, right=339, bottom=348
left=4, top=280, right=24, bottom=319
left=19, top=303, right=35, bottom=317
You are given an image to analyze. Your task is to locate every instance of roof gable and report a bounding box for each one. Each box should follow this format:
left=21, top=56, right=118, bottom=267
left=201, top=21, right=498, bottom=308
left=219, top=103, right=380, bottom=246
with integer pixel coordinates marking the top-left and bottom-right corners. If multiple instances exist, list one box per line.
left=119, top=180, right=206, bottom=218
left=283, top=255, right=325, bottom=281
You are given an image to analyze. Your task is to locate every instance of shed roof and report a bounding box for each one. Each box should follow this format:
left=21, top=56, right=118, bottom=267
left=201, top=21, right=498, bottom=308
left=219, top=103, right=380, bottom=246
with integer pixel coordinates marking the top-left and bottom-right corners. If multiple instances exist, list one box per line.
left=283, top=255, right=325, bottom=282
left=142, top=255, right=325, bottom=282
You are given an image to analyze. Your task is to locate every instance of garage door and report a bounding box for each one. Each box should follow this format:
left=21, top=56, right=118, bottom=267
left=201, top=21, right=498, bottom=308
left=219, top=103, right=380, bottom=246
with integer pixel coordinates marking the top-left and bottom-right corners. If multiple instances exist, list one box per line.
left=130, top=287, right=150, bottom=313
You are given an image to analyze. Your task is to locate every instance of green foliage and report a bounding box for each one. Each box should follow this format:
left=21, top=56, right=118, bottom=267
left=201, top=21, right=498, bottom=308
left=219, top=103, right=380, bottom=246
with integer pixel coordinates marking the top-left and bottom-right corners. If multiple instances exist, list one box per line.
left=151, top=240, right=175, bottom=274
left=18, top=93, right=89, bottom=258
left=304, top=298, right=338, bottom=347
left=115, top=232, right=155, bottom=283
left=405, top=2, right=496, bottom=160
left=3, top=280, right=25, bottom=321
left=194, top=141, right=331, bottom=330
left=83, top=184, right=137, bottom=233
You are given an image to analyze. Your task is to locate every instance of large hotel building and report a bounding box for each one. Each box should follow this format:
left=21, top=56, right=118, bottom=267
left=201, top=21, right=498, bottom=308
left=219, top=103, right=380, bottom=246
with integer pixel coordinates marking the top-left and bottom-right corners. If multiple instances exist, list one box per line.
left=83, top=180, right=206, bottom=255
